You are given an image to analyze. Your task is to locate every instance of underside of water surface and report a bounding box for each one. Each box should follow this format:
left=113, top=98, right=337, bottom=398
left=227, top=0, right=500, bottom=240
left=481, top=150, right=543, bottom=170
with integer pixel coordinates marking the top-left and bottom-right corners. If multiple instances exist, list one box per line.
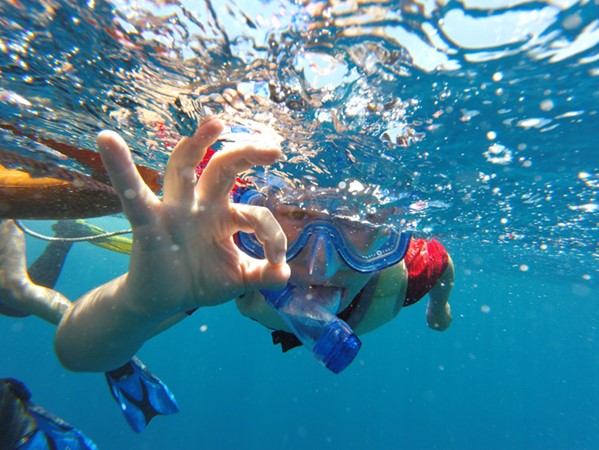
left=0, top=0, right=597, bottom=279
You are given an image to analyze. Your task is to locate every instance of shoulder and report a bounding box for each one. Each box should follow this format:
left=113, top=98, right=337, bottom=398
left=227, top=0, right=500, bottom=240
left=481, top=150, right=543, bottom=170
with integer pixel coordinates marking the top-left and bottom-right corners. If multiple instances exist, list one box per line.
left=405, top=238, right=449, bottom=270
left=350, top=261, right=408, bottom=335
left=374, top=260, right=408, bottom=299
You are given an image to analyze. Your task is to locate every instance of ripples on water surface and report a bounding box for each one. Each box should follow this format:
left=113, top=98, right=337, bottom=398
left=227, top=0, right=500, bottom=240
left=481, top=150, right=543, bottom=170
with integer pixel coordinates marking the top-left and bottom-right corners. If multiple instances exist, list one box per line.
left=0, top=0, right=597, bottom=281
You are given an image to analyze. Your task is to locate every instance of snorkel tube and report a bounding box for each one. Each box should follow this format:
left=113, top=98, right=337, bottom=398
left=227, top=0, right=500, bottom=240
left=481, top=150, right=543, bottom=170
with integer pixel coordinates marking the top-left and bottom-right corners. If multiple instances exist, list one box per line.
left=234, top=187, right=362, bottom=373
left=260, top=284, right=361, bottom=374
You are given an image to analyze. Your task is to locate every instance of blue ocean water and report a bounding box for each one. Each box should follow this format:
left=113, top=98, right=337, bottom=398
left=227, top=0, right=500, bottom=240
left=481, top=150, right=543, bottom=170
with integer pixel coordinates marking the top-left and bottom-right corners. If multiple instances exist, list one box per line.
left=1, top=0, right=598, bottom=449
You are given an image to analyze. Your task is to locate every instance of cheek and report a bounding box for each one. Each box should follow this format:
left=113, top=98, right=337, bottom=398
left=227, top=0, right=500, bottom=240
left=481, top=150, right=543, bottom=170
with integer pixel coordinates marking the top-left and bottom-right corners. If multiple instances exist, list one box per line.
left=338, top=273, right=373, bottom=309
left=339, top=272, right=371, bottom=290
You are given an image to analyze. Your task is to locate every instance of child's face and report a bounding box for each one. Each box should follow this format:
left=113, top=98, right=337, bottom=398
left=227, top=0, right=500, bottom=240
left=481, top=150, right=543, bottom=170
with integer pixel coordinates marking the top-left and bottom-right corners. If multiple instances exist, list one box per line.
left=275, top=206, right=374, bottom=310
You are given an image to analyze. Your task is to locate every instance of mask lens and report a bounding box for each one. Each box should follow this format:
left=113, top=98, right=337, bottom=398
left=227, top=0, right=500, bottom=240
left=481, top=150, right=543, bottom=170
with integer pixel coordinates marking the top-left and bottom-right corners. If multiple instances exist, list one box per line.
left=333, top=217, right=390, bottom=255
left=271, top=203, right=318, bottom=243
left=235, top=188, right=410, bottom=272
left=273, top=203, right=400, bottom=268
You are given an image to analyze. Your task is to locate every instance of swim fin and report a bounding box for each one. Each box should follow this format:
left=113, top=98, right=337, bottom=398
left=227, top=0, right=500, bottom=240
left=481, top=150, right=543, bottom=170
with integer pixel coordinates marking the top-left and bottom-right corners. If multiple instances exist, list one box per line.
left=105, top=356, right=179, bottom=433
left=1, top=377, right=97, bottom=450
left=22, top=404, right=98, bottom=450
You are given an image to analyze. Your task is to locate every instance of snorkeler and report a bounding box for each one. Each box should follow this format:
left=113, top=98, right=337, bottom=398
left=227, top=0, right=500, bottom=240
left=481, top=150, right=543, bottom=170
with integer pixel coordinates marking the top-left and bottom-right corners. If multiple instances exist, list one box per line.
left=54, top=116, right=452, bottom=375
left=232, top=184, right=453, bottom=372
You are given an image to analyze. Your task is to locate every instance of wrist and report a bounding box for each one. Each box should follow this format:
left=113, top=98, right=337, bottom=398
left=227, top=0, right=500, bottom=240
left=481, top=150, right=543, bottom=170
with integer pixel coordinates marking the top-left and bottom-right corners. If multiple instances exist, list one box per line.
left=120, top=274, right=189, bottom=321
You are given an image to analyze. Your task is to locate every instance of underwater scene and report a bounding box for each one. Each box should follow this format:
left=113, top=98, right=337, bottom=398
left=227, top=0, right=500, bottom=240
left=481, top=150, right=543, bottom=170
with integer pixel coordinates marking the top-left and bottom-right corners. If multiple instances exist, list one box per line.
left=1, top=0, right=598, bottom=448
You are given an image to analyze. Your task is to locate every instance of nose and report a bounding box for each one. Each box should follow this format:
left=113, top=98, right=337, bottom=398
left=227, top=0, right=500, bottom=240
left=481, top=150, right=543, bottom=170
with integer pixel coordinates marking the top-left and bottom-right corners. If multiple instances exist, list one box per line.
left=306, top=233, right=342, bottom=281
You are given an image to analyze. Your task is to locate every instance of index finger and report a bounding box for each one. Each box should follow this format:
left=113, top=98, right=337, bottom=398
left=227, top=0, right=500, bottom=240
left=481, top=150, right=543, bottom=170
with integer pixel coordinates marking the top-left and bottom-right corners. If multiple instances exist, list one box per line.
left=97, top=131, right=158, bottom=227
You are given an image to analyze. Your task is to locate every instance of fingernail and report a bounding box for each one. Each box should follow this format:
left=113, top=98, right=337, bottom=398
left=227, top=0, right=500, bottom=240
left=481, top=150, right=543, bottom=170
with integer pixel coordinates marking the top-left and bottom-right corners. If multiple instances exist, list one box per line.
left=199, top=114, right=216, bottom=126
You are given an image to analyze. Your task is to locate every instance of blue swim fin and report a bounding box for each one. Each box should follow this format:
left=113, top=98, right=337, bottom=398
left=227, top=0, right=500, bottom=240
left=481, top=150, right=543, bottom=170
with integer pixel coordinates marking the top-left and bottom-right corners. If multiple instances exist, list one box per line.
left=1, top=377, right=96, bottom=450
left=20, top=404, right=98, bottom=450
left=105, top=356, right=179, bottom=433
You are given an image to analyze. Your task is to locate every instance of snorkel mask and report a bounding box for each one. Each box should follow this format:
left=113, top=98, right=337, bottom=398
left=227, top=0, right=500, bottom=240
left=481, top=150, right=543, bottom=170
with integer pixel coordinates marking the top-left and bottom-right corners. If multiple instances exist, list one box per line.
left=233, top=184, right=411, bottom=373
left=235, top=187, right=411, bottom=273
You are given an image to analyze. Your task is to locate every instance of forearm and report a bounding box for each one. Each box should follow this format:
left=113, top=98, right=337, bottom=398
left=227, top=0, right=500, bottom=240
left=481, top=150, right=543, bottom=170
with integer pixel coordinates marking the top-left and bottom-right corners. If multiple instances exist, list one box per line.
left=0, top=282, right=71, bottom=325
left=426, top=256, right=454, bottom=331
left=54, top=274, right=173, bottom=372
left=23, top=285, right=71, bottom=325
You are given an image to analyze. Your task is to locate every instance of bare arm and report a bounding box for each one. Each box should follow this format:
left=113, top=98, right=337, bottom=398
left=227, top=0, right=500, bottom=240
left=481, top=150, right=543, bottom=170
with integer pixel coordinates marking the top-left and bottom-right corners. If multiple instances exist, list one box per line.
left=55, top=118, right=290, bottom=372
left=0, top=220, right=71, bottom=325
left=426, top=255, right=454, bottom=331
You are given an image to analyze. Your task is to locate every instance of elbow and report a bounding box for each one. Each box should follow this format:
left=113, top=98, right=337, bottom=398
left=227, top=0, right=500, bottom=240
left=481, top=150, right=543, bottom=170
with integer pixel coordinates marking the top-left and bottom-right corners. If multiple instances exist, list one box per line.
left=54, top=303, right=115, bottom=372
left=54, top=326, right=89, bottom=372
left=54, top=334, right=124, bottom=373
left=54, top=319, right=106, bottom=372
left=427, top=316, right=452, bottom=332
left=54, top=307, right=90, bottom=372
left=55, top=320, right=137, bottom=373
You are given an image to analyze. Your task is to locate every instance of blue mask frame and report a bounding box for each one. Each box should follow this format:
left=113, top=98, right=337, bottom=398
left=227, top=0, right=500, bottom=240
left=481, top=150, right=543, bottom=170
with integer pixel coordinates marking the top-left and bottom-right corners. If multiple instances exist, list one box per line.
left=234, top=189, right=411, bottom=273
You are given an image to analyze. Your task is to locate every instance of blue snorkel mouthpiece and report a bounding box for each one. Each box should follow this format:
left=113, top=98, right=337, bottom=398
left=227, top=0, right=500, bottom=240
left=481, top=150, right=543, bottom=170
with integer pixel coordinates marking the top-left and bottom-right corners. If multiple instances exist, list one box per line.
left=261, top=284, right=361, bottom=374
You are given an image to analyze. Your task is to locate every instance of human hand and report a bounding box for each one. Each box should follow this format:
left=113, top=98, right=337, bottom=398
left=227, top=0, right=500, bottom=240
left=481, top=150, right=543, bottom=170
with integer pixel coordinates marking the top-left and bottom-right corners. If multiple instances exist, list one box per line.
left=426, top=301, right=452, bottom=332
left=97, top=117, right=290, bottom=317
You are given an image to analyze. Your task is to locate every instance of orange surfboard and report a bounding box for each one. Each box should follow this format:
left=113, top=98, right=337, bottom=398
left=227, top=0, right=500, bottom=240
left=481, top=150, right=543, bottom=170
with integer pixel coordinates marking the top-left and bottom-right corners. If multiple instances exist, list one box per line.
left=0, top=124, right=163, bottom=219
left=0, top=158, right=122, bottom=219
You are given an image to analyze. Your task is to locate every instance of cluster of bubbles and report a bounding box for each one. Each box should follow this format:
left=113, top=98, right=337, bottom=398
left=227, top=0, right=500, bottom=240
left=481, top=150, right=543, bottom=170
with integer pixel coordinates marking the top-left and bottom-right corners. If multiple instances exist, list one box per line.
left=0, top=0, right=597, bottom=276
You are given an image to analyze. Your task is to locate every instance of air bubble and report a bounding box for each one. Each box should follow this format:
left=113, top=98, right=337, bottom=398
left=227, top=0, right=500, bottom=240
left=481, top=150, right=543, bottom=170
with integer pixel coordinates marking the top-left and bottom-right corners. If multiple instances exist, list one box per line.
left=124, top=189, right=137, bottom=199
left=563, top=14, right=582, bottom=30
left=540, top=99, right=554, bottom=112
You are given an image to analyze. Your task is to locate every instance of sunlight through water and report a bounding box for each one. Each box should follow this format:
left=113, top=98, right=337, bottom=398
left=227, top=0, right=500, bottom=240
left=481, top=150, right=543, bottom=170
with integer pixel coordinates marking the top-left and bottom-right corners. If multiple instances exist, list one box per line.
left=0, top=0, right=597, bottom=280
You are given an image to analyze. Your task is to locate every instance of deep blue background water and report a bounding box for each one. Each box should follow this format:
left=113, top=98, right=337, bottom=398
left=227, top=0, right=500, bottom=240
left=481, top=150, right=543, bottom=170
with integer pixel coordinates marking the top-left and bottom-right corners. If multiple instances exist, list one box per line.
left=2, top=221, right=597, bottom=449
left=1, top=0, right=598, bottom=448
